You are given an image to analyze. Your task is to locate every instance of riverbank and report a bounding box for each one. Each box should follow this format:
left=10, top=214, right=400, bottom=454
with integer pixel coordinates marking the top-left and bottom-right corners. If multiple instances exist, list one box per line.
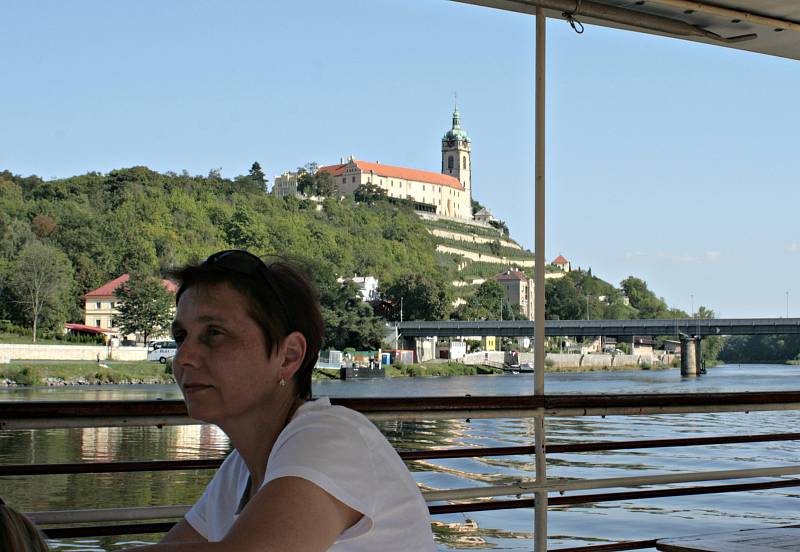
left=0, top=359, right=668, bottom=387
left=0, top=361, right=175, bottom=386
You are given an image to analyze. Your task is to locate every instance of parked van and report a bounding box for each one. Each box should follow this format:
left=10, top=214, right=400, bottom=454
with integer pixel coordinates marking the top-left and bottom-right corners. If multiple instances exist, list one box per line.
left=147, top=340, right=177, bottom=364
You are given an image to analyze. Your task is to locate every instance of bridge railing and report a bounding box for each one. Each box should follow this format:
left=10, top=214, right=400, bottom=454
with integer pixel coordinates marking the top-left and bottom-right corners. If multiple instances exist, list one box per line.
left=2, top=392, right=800, bottom=551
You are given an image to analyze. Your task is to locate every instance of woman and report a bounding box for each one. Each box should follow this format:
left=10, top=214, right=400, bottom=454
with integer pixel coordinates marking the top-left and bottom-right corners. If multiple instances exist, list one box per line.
left=132, top=250, right=435, bottom=551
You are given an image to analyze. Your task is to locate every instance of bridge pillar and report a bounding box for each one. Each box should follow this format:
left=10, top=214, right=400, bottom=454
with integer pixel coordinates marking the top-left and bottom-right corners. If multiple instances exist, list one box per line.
left=695, top=337, right=703, bottom=374
left=680, top=337, right=701, bottom=376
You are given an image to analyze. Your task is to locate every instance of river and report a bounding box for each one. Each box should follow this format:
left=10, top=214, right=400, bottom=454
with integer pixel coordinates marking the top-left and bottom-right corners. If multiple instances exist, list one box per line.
left=1, top=363, right=799, bottom=551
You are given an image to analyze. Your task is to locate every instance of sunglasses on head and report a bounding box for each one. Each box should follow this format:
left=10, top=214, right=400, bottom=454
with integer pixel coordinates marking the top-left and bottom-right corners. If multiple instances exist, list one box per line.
left=204, top=250, right=271, bottom=278
left=202, top=250, right=289, bottom=321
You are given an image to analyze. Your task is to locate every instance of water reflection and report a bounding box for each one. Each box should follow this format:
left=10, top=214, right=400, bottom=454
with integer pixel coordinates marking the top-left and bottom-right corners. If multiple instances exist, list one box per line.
left=2, top=365, right=800, bottom=551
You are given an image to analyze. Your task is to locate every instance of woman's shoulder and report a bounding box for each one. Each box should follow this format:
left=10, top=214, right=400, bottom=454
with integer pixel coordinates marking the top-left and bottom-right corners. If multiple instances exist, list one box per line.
left=273, top=397, right=385, bottom=457
left=291, top=397, right=374, bottom=432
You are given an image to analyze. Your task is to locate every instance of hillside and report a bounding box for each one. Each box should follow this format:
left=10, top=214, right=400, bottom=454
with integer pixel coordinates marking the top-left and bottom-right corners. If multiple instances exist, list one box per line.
left=1, top=166, right=727, bottom=359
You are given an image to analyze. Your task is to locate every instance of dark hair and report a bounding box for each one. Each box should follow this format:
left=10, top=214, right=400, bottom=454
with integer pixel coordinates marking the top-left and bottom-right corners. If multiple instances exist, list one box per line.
left=171, top=252, right=323, bottom=399
left=0, top=498, right=50, bottom=552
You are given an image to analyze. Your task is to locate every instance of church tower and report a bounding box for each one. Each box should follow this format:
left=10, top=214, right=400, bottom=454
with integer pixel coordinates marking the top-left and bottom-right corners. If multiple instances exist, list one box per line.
left=441, top=106, right=472, bottom=207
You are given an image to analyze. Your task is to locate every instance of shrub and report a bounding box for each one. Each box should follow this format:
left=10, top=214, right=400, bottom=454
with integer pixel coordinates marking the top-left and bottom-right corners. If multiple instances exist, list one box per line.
left=16, top=367, right=42, bottom=386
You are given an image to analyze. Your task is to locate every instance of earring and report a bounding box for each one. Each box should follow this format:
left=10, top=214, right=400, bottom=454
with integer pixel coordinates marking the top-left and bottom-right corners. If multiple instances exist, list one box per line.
left=279, top=377, right=286, bottom=387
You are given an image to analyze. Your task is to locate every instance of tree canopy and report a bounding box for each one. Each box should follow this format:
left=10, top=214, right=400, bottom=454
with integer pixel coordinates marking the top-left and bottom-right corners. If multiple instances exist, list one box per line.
left=115, top=275, right=174, bottom=344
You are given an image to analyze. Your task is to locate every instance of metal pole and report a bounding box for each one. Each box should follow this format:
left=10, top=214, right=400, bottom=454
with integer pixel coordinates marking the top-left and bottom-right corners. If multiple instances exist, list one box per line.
left=533, top=7, right=548, bottom=552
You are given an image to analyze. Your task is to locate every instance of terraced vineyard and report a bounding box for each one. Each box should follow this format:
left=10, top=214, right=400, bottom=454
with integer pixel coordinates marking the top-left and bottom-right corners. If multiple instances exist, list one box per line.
left=419, top=215, right=545, bottom=282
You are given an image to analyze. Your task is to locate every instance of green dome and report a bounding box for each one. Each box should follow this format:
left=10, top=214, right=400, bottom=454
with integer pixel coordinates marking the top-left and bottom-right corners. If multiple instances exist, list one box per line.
left=443, top=108, right=471, bottom=142
left=443, top=128, right=471, bottom=142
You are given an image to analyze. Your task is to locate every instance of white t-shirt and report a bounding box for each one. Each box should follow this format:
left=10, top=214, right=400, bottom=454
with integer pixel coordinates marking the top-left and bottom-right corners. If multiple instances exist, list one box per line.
left=185, top=397, right=436, bottom=551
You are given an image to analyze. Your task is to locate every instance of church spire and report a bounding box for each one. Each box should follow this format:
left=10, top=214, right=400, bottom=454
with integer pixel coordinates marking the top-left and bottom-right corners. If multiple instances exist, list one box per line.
left=452, top=92, right=461, bottom=129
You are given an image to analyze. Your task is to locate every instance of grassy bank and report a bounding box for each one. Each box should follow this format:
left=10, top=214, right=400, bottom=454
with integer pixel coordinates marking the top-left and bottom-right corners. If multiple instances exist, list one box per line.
left=386, top=363, right=504, bottom=377
left=0, top=361, right=174, bottom=385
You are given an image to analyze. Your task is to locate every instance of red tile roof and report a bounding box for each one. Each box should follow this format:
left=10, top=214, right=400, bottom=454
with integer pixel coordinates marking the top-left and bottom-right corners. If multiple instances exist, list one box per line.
left=65, top=323, right=115, bottom=335
left=494, top=269, right=530, bottom=281
left=318, top=160, right=464, bottom=191
left=84, top=274, right=178, bottom=298
left=553, top=255, right=569, bottom=265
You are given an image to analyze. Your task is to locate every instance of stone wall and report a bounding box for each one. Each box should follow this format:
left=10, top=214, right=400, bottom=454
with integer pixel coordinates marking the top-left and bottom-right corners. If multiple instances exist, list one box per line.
left=461, top=351, right=646, bottom=369
left=428, top=228, right=521, bottom=250
left=436, top=244, right=535, bottom=267
left=0, top=344, right=148, bottom=363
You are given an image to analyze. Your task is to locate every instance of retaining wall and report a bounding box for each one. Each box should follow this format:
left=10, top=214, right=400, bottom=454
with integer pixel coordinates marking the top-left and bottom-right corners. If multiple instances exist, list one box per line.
left=461, top=351, right=650, bottom=369
left=0, top=344, right=148, bottom=363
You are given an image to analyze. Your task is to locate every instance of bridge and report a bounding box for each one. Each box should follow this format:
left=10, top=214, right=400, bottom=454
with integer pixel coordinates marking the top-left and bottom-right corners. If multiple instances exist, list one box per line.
left=396, top=318, right=800, bottom=338
left=396, top=318, right=800, bottom=377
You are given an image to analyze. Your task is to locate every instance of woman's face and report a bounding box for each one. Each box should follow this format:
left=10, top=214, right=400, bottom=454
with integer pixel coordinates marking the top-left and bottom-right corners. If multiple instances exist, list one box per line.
left=171, top=283, right=282, bottom=425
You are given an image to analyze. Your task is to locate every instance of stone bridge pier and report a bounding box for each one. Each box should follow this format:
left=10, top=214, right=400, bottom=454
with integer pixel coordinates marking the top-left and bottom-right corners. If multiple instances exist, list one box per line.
left=680, top=336, right=703, bottom=376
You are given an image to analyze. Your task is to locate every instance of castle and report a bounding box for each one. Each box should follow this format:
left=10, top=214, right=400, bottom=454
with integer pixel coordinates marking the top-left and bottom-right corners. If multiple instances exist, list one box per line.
left=273, top=108, right=474, bottom=220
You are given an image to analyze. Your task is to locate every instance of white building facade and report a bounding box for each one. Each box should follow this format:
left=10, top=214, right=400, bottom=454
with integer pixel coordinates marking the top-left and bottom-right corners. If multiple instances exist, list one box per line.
left=274, top=108, right=475, bottom=219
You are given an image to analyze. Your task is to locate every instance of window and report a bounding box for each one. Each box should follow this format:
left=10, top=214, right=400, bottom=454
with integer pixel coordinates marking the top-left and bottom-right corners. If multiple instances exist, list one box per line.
left=422, top=185, right=425, bottom=191
left=110, top=318, right=115, bottom=327
left=352, top=176, right=355, bottom=183
left=343, top=177, right=347, bottom=184
left=448, top=155, right=454, bottom=170
left=462, top=155, right=467, bottom=169
left=95, top=319, right=101, bottom=327
left=110, top=302, right=115, bottom=308
left=96, top=302, right=101, bottom=309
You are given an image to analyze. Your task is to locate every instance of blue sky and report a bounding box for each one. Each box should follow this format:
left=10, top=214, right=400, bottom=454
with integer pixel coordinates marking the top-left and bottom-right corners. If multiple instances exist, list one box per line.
left=2, top=0, right=798, bottom=318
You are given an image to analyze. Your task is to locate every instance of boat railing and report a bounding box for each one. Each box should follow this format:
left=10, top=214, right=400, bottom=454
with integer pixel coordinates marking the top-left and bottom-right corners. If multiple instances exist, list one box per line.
left=3, top=391, right=800, bottom=551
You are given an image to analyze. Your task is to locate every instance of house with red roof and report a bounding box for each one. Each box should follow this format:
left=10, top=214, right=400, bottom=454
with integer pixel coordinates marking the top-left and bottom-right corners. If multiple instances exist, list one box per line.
left=552, top=255, right=571, bottom=273
left=272, top=107, right=474, bottom=220
left=493, top=268, right=534, bottom=321
left=83, top=274, right=177, bottom=341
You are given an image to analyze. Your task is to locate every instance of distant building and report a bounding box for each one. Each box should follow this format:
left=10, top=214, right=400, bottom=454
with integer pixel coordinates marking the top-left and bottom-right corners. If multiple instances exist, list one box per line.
left=632, top=336, right=654, bottom=356
left=473, top=207, right=493, bottom=223
left=493, top=268, right=534, bottom=320
left=83, top=274, right=177, bottom=341
left=278, top=107, right=475, bottom=219
left=337, top=274, right=380, bottom=302
left=272, top=171, right=302, bottom=197
left=552, top=255, right=571, bottom=272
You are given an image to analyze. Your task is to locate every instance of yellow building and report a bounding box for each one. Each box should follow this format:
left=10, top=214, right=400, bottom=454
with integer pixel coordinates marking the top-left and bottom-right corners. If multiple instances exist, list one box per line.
left=83, top=274, right=177, bottom=340
left=272, top=170, right=302, bottom=197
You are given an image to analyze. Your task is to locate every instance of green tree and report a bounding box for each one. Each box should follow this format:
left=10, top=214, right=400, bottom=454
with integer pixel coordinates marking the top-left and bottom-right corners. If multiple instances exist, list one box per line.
left=355, top=183, right=387, bottom=205
left=248, top=162, right=266, bottom=191
left=314, top=171, right=337, bottom=197
left=620, top=276, right=669, bottom=319
left=115, top=275, right=174, bottom=344
left=381, top=273, right=450, bottom=321
left=296, top=170, right=314, bottom=196
left=9, top=241, right=74, bottom=341
left=455, top=280, right=505, bottom=321
left=545, top=277, right=582, bottom=320
left=318, top=277, right=385, bottom=350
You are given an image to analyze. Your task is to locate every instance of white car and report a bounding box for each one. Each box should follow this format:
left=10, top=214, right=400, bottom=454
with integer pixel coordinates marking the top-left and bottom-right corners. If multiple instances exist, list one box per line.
left=147, top=340, right=177, bottom=364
